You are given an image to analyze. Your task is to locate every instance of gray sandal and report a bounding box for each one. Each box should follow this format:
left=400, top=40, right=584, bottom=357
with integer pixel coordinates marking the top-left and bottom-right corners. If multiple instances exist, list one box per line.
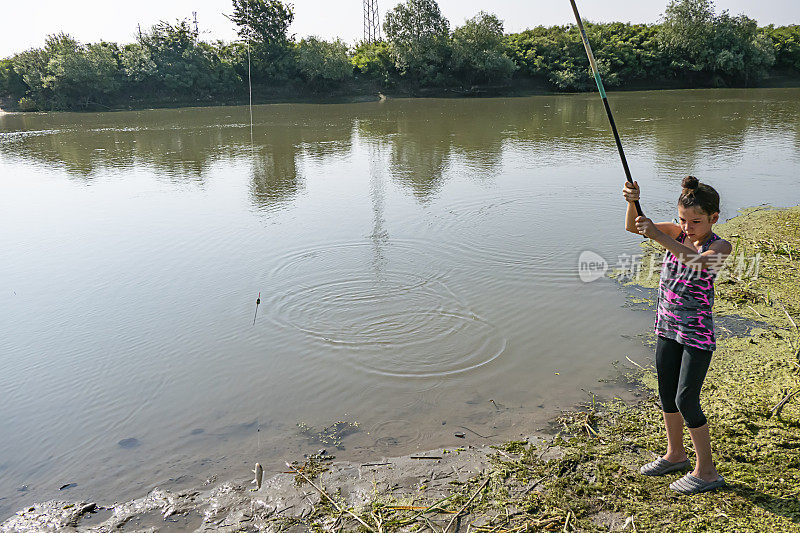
left=639, top=458, right=690, bottom=476
left=669, top=473, right=726, bottom=495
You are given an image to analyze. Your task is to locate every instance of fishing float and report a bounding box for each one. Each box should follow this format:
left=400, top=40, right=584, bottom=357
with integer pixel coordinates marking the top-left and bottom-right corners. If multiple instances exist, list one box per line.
left=253, top=291, right=260, bottom=326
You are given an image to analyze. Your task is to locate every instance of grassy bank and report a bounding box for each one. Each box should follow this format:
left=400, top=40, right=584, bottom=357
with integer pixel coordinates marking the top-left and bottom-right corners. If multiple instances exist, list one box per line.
left=279, top=207, right=800, bottom=532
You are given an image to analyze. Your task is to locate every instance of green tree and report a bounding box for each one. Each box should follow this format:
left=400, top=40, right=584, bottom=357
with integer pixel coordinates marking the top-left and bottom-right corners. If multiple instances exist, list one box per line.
left=383, top=0, right=451, bottom=87
left=505, top=22, right=667, bottom=91
left=131, top=19, right=225, bottom=94
left=295, top=37, right=352, bottom=90
left=659, top=0, right=774, bottom=83
left=43, top=41, right=121, bottom=107
left=230, top=0, right=294, bottom=46
left=711, top=12, right=773, bottom=82
left=0, top=58, right=30, bottom=101
left=451, top=12, right=515, bottom=85
left=659, top=0, right=716, bottom=71
left=504, top=25, right=612, bottom=91
left=11, top=45, right=51, bottom=106
left=350, top=40, right=395, bottom=85
left=120, top=43, right=158, bottom=85
left=761, top=25, right=800, bottom=72
left=229, top=0, right=296, bottom=82
left=10, top=33, right=122, bottom=109
left=199, top=40, right=242, bottom=94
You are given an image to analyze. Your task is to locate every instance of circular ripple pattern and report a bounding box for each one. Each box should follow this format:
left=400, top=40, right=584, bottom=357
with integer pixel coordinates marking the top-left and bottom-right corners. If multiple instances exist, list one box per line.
left=267, top=241, right=506, bottom=378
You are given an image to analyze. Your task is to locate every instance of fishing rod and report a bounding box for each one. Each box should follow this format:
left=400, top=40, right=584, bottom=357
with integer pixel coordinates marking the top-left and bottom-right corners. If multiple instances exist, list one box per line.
left=568, top=0, right=644, bottom=217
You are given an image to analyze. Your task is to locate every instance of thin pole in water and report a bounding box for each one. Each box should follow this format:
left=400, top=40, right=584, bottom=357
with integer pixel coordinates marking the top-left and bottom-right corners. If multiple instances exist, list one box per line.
left=568, top=0, right=644, bottom=217
left=253, top=292, right=261, bottom=326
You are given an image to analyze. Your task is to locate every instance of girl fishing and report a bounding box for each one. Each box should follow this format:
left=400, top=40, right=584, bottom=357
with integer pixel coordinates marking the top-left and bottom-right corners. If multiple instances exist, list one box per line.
left=623, top=176, right=732, bottom=495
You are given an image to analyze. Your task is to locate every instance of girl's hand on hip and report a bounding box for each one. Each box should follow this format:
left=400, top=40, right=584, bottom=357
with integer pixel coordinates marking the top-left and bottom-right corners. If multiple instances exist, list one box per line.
left=623, top=180, right=640, bottom=202
left=635, top=216, right=658, bottom=238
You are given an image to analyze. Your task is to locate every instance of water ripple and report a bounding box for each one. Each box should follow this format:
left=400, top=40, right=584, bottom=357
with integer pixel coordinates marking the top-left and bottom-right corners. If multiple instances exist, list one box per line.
left=266, top=241, right=507, bottom=378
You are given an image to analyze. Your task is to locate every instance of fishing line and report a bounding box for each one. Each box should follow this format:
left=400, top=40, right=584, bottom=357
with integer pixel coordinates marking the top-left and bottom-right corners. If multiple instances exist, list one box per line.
left=246, top=5, right=254, bottom=155
left=245, top=5, right=260, bottom=330
left=243, top=3, right=262, bottom=465
left=569, top=0, right=644, bottom=217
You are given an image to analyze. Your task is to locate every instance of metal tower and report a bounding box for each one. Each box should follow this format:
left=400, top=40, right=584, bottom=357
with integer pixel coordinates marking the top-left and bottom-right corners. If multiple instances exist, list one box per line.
left=363, top=0, right=381, bottom=43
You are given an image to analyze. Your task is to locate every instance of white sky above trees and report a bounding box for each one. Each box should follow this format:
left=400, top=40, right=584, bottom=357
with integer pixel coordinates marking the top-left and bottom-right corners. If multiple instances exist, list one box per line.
left=2, top=0, right=799, bottom=58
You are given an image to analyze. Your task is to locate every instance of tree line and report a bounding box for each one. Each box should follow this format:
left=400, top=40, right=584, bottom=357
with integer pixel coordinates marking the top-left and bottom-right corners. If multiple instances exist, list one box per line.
left=1, top=0, right=798, bottom=111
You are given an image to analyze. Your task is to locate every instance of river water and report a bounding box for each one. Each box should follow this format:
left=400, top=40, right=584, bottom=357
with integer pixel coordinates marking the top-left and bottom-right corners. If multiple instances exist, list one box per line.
left=1, top=88, right=798, bottom=518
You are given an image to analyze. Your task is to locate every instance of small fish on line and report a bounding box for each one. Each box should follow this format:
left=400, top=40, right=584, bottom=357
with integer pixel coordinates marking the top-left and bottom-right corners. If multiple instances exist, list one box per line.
left=251, top=462, right=263, bottom=491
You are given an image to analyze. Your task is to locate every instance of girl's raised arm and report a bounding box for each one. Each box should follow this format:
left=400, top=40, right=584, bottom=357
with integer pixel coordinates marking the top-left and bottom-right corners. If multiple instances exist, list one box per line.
left=623, top=181, right=641, bottom=233
left=624, top=181, right=681, bottom=238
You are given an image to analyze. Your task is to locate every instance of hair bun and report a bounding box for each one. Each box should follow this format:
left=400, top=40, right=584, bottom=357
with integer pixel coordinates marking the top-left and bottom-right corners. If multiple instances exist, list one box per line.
left=682, top=176, right=700, bottom=190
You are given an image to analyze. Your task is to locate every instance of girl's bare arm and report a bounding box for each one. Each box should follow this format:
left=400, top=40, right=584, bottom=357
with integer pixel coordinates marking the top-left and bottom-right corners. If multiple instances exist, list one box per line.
left=654, top=233, right=731, bottom=270
left=623, top=181, right=680, bottom=238
left=623, top=181, right=640, bottom=233
left=636, top=217, right=732, bottom=270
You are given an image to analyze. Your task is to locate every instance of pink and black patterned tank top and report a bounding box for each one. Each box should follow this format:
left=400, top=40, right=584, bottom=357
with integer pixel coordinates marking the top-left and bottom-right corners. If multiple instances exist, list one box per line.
left=655, top=231, right=720, bottom=351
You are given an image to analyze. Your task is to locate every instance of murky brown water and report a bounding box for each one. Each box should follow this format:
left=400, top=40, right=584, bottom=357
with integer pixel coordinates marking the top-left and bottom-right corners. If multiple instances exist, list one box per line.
left=1, top=88, right=799, bottom=518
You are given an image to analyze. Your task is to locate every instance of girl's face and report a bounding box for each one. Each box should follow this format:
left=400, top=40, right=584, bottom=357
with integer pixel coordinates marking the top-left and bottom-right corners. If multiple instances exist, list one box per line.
left=678, top=205, right=719, bottom=240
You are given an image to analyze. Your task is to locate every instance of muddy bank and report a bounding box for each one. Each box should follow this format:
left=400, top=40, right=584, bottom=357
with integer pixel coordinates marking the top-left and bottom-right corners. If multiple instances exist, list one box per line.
left=3, top=206, right=799, bottom=532
left=0, top=438, right=560, bottom=532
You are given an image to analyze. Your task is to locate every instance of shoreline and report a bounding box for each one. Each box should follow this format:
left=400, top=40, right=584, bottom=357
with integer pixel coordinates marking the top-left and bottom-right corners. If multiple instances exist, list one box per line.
left=3, top=206, right=799, bottom=532
left=2, top=79, right=800, bottom=114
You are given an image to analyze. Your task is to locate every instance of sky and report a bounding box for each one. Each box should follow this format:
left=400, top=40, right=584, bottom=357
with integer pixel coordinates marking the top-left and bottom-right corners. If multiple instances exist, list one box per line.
left=2, top=0, right=799, bottom=58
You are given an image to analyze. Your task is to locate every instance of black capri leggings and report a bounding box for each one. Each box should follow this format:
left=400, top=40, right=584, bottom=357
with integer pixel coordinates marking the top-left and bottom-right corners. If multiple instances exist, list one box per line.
left=655, top=335, right=713, bottom=429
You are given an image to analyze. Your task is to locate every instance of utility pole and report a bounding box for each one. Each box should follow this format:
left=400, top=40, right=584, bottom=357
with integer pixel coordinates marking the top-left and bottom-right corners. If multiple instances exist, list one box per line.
left=192, top=11, right=199, bottom=36
left=363, top=0, right=381, bottom=43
